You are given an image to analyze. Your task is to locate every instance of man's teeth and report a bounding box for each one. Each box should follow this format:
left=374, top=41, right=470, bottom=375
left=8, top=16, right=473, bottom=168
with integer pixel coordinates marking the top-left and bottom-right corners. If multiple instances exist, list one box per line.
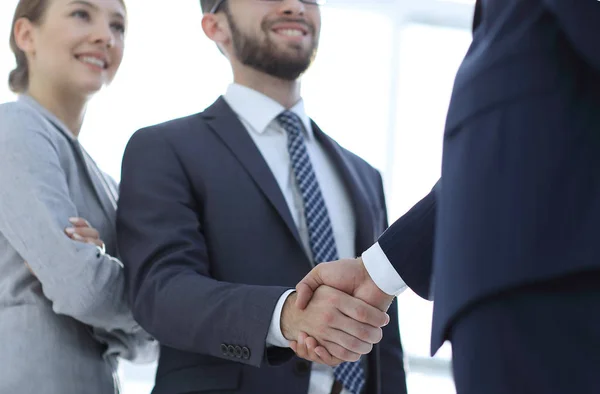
left=79, top=56, right=106, bottom=68
left=278, top=29, right=303, bottom=37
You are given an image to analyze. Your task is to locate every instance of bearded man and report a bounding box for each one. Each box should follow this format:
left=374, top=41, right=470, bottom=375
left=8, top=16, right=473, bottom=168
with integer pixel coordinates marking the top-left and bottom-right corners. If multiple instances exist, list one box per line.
left=116, top=1, right=408, bottom=394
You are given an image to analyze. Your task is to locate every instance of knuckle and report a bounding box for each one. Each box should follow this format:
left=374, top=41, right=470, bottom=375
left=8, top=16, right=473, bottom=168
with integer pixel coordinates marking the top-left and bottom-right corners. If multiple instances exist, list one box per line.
left=357, top=327, right=372, bottom=342
left=346, top=337, right=361, bottom=352
left=327, top=294, right=340, bottom=305
left=355, top=306, right=368, bottom=322
left=336, top=348, right=350, bottom=361
left=322, top=311, right=335, bottom=325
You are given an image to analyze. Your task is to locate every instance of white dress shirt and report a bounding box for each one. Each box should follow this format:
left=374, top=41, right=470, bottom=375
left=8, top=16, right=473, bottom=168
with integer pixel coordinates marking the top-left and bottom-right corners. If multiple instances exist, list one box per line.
left=224, top=84, right=356, bottom=394
left=362, top=242, right=408, bottom=296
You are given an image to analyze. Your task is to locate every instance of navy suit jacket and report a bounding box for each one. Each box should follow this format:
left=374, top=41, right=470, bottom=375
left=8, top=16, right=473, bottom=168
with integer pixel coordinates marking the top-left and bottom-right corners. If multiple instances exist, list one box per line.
left=379, top=0, right=600, bottom=354
left=117, top=98, right=407, bottom=394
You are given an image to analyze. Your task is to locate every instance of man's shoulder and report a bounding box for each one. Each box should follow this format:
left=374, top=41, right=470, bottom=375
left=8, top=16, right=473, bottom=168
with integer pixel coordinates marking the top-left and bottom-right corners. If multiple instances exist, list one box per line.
left=138, top=111, right=207, bottom=137
left=126, top=107, right=220, bottom=153
left=131, top=97, right=232, bottom=144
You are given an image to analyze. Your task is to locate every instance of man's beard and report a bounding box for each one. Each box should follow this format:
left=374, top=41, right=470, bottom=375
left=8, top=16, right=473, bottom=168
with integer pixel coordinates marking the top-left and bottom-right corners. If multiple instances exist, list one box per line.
left=226, top=11, right=318, bottom=81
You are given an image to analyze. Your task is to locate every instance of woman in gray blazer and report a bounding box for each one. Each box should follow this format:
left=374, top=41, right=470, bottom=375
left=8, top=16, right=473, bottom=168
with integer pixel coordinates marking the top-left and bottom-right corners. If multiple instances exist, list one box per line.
left=0, top=0, right=157, bottom=393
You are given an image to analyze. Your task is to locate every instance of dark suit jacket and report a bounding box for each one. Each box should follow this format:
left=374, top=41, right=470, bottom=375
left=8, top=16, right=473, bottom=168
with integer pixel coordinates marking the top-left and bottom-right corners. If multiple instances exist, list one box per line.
left=379, top=0, right=600, bottom=354
left=117, top=98, right=407, bottom=394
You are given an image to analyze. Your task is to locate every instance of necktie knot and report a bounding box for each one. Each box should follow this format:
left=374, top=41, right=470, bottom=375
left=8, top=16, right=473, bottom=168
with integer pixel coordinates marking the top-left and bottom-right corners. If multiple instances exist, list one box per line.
left=277, top=110, right=304, bottom=138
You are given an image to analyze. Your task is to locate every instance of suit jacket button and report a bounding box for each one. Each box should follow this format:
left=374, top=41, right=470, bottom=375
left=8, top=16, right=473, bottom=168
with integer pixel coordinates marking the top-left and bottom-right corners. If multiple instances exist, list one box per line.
left=234, top=346, right=243, bottom=358
left=242, top=347, right=251, bottom=360
left=220, top=344, right=229, bottom=356
left=294, top=360, right=311, bottom=376
left=227, top=345, right=236, bottom=357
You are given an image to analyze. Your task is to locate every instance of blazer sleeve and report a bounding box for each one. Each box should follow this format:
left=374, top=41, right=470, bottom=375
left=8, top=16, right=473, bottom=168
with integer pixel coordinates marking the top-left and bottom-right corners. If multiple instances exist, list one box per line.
left=117, top=128, right=290, bottom=368
left=378, top=182, right=438, bottom=300
left=542, top=0, right=600, bottom=70
left=0, top=105, right=139, bottom=333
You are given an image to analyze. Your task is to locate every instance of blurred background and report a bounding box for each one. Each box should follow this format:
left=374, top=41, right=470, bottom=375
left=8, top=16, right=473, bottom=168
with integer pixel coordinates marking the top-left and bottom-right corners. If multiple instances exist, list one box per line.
left=0, top=0, right=475, bottom=392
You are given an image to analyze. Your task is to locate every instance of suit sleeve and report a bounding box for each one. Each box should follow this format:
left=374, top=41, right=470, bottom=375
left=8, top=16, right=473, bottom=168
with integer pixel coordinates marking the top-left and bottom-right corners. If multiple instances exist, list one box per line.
left=377, top=182, right=437, bottom=300
left=374, top=173, right=408, bottom=394
left=0, top=106, right=139, bottom=333
left=117, top=128, right=291, bottom=368
left=542, top=0, right=600, bottom=70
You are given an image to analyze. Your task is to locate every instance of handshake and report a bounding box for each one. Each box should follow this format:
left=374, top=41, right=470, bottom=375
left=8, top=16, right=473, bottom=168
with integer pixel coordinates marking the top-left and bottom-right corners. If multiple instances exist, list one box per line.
left=280, top=257, right=394, bottom=366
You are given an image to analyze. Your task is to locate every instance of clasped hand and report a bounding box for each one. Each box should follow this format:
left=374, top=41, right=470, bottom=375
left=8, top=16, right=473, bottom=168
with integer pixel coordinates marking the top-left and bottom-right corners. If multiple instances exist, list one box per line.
left=287, top=257, right=394, bottom=366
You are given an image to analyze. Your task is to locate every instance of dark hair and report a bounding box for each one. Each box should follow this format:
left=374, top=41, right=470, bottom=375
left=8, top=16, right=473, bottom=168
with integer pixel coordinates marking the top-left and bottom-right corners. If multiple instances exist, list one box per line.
left=200, top=0, right=227, bottom=13
left=8, top=0, right=127, bottom=93
left=8, top=0, right=49, bottom=93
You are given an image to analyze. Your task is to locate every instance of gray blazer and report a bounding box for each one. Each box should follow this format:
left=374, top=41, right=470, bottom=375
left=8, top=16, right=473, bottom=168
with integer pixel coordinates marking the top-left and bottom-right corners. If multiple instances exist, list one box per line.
left=0, top=96, right=157, bottom=394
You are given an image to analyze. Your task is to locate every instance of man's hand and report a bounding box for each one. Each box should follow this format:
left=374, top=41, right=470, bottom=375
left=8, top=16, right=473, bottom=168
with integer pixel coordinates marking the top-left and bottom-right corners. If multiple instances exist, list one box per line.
left=291, top=257, right=395, bottom=366
left=280, top=285, right=389, bottom=362
left=295, top=257, right=394, bottom=312
left=65, top=217, right=105, bottom=250
left=290, top=332, right=344, bottom=366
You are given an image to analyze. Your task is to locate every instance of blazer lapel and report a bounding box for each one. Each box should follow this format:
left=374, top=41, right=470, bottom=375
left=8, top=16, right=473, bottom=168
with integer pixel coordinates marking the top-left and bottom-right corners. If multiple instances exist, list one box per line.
left=202, top=98, right=305, bottom=252
left=20, top=96, right=117, bottom=228
left=56, top=123, right=117, bottom=229
left=312, top=122, right=375, bottom=254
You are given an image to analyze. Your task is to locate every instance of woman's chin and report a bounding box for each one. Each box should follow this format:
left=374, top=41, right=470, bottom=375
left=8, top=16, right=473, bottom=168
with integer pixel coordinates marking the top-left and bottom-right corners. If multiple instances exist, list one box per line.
left=74, top=81, right=105, bottom=97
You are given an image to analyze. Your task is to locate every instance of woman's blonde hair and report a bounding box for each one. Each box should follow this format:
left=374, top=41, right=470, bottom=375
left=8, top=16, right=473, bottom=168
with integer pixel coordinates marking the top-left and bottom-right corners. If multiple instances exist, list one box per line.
left=8, top=0, right=49, bottom=93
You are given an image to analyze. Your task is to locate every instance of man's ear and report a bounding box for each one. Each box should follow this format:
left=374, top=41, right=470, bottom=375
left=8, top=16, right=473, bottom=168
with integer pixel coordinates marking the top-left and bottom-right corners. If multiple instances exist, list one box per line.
left=201, top=13, right=230, bottom=48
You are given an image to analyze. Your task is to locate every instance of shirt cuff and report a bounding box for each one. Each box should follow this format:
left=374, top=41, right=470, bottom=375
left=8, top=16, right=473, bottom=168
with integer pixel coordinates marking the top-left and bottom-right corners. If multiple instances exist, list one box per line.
left=362, top=242, right=408, bottom=296
left=266, top=289, right=295, bottom=348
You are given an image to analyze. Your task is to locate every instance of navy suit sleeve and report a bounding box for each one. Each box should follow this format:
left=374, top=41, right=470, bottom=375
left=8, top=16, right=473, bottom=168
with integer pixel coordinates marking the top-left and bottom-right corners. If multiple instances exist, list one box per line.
left=373, top=171, right=408, bottom=394
left=543, top=0, right=600, bottom=70
left=378, top=182, right=437, bottom=300
left=117, top=128, right=290, bottom=368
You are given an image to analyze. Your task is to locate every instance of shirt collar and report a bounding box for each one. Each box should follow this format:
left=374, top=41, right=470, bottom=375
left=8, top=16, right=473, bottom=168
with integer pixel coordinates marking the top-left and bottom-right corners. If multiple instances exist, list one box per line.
left=224, top=83, right=313, bottom=139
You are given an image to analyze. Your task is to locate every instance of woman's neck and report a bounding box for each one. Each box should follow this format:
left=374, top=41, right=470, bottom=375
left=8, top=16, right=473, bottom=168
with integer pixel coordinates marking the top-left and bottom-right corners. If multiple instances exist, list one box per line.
left=26, top=82, right=88, bottom=138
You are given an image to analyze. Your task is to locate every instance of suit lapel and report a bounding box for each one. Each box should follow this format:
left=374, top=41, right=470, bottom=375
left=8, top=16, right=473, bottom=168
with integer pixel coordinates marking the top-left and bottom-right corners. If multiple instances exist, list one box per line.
left=311, top=122, right=375, bottom=254
left=202, top=98, right=305, bottom=252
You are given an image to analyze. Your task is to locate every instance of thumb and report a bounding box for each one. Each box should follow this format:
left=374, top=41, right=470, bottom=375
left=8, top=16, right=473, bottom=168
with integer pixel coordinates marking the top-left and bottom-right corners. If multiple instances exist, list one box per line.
left=295, top=266, right=324, bottom=310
